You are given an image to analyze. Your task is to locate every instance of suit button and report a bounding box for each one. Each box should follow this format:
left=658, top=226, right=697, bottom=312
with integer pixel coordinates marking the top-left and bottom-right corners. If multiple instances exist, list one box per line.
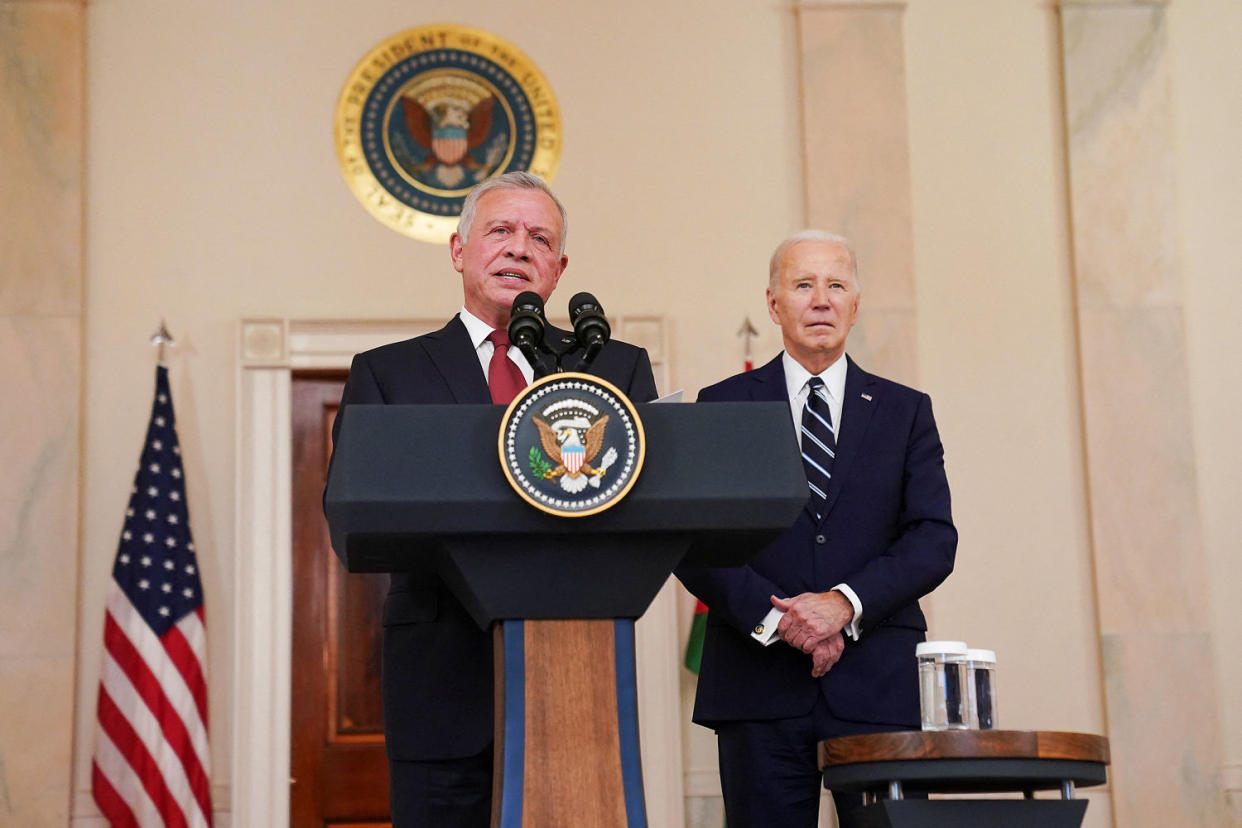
left=815, top=534, right=826, bottom=544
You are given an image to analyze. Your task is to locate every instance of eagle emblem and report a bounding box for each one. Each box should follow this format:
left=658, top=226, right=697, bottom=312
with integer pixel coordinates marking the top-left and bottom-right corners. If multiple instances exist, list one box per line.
left=335, top=25, right=562, bottom=243
left=393, top=73, right=507, bottom=189
left=532, top=413, right=618, bottom=494
left=499, top=373, right=644, bottom=518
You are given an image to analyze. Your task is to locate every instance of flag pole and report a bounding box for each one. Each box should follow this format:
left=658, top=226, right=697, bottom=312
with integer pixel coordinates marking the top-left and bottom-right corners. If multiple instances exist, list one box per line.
left=736, top=316, right=758, bottom=372
left=150, top=319, right=174, bottom=365
left=91, top=343, right=213, bottom=826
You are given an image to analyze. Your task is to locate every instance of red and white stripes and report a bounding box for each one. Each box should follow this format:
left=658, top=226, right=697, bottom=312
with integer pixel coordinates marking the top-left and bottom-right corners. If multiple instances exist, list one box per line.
left=92, top=583, right=212, bottom=827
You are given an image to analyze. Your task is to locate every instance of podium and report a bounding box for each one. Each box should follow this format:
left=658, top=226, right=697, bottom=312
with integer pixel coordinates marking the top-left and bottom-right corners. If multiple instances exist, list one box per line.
left=325, top=401, right=806, bottom=826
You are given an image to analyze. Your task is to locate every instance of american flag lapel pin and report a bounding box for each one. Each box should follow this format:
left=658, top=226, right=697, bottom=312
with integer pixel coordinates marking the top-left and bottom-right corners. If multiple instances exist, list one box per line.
left=861, top=393, right=873, bottom=402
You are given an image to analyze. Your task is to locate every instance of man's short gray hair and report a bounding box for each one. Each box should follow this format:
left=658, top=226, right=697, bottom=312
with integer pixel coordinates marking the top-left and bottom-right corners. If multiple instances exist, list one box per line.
left=456, top=171, right=568, bottom=256
left=768, top=229, right=860, bottom=291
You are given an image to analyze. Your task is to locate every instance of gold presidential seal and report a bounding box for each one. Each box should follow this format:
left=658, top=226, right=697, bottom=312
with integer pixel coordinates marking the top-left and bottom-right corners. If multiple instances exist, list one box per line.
left=499, top=374, right=646, bottom=518
left=334, top=25, right=562, bottom=243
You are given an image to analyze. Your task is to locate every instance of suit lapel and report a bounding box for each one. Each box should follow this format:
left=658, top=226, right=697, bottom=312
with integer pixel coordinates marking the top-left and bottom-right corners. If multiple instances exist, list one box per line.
left=822, top=357, right=877, bottom=520
left=422, top=316, right=492, bottom=404
left=747, top=354, right=791, bottom=405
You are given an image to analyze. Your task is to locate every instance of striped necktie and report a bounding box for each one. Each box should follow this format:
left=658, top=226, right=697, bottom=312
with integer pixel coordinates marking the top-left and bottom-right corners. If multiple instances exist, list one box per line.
left=800, top=376, right=836, bottom=519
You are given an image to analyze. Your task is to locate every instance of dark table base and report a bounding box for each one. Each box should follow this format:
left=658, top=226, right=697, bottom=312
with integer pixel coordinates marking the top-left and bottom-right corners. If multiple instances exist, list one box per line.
left=855, top=798, right=1088, bottom=828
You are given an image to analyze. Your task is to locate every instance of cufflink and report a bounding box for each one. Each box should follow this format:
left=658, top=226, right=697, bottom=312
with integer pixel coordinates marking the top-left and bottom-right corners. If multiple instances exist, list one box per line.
left=754, top=624, right=765, bottom=635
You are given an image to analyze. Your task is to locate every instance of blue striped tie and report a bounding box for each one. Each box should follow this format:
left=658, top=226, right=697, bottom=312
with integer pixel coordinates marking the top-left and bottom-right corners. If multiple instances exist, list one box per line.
left=801, top=376, right=836, bottom=519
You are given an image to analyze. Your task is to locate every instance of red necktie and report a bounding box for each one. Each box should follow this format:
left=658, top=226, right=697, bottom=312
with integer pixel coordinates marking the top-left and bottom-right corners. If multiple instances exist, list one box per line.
left=487, top=329, right=526, bottom=404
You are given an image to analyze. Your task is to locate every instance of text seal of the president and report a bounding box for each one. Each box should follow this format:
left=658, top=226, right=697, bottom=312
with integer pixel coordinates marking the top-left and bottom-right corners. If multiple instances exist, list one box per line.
left=334, top=24, right=562, bottom=244
left=499, top=373, right=645, bottom=518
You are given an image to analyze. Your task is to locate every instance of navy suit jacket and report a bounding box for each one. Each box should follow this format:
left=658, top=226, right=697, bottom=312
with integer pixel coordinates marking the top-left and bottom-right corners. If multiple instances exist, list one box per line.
left=675, top=353, right=956, bottom=728
left=327, top=315, right=658, bottom=761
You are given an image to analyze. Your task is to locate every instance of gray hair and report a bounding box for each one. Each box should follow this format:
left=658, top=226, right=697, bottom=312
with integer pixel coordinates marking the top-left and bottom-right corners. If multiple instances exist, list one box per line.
left=456, top=171, right=568, bottom=255
left=768, top=229, right=860, bottom=291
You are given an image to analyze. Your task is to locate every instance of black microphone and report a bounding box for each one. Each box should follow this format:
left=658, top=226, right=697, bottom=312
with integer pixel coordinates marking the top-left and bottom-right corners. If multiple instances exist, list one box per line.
left=507, top=291, right=555, bottom=378
left=569, top=292, right=611, bottom=365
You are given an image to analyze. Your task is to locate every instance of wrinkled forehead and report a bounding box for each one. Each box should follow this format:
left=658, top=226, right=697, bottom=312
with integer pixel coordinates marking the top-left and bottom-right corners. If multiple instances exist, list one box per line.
left=774, top=241, right=856, bottom=282
left=477, top=189, right=562, bottom=232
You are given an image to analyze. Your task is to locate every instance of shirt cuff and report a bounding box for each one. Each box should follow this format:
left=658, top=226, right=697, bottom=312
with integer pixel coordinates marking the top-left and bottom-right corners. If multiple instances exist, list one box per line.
left=750, top=607, right=785, bottom=646
left=832, top=584, right=863, bottom=641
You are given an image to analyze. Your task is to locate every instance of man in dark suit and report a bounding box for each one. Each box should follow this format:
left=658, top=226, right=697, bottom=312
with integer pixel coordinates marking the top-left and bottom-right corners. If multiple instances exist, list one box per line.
left=327, top=172, right=658, bottom=827
left=675, top=230, right=956, bottom=828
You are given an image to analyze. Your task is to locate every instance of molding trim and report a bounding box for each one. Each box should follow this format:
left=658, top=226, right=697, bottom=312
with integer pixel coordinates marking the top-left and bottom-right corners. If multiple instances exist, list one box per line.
left=1225, top=762, right=1242, bottom=792
left=795, top=1, right=907, bottom=11
left=233, top=316, right=677, bottom=827
left=70, top=785, right=231, bottom=827
left=1057, top=0, right=1169, bottom=7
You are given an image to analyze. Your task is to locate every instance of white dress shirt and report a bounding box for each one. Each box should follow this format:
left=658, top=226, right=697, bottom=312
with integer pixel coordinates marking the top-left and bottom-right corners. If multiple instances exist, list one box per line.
left=459, top=307, right=535, bottom=386
left=751, top=352, right=864, bottom=646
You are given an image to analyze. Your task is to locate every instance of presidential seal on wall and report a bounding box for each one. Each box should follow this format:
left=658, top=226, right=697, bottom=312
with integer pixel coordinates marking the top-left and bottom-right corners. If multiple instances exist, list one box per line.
left=334, top=24, right=562, bottom=243
left=499, top=374, right=645, bottom=518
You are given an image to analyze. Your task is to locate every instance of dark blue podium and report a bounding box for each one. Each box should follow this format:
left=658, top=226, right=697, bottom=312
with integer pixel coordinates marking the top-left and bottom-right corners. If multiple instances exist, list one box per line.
left=325, top=401, right=806, bottom=827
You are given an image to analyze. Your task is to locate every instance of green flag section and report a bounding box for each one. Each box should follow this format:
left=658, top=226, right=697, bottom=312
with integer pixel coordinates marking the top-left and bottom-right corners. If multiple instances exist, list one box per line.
left=683, top=599, right=709, bottom=674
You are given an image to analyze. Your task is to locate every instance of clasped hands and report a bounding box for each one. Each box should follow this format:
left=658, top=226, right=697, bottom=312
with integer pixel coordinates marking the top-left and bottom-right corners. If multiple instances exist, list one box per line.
left=771, top=591, right=854, bottom=678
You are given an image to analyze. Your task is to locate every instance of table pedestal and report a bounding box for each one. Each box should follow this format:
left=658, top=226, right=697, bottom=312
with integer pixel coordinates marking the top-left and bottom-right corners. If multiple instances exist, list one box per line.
left=819, top=730, right=1109, bottom=828
left=857, top=799, right=1087, bottom=828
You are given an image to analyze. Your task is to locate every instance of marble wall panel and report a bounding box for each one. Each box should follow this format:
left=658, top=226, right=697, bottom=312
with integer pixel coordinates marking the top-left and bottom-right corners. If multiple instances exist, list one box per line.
left=0, top=2, right=84, bottom=317
left=843, top=306, right=918, bottom=389
left=0, top=1, right=84, bottom=826
left=1059, top=1, right=1229, bottom=822
left=1075, top=306, right=1209, bottom=631
left=0, top=317, right=81, bottom=654
left=1101, top=632, right=1225, bottom=826
left=1061, top=4, right=1180, bottom=311
left=796, top=3, right=916, bottom=322
left=0, top=655, right=76, bottom=824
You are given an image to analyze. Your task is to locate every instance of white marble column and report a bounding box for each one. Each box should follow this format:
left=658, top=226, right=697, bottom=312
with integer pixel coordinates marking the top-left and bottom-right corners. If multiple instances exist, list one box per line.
left=0, top=1, right=85, bottom=824
left=795, top=0, right=918, bottom=385
left=1058, top=1, right=1229, bottom=823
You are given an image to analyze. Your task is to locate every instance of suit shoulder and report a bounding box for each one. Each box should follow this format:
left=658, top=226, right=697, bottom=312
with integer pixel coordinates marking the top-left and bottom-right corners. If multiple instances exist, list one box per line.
left=852, top=368, right=935, bottom=418
left=352, top=335, right=431, bottom=371
left=352, top=321, right=461, bottom=367
left=697, top=370, right=754, bottom=401
left=602, top=337, right=645, bottom=360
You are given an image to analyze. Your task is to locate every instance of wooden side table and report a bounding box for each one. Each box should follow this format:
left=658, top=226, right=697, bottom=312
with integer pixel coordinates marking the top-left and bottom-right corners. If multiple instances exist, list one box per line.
left=818, top=730, right=1109, bottom=828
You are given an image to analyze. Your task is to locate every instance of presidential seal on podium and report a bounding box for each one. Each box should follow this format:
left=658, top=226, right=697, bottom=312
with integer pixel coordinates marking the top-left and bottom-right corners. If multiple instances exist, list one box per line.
left=334, top=24, right=562, bottom=243
left=499, top=374, right=645, bottom=518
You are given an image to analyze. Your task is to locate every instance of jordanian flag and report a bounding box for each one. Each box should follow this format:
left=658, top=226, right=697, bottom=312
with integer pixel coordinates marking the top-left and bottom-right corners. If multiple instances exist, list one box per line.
left=683, top=600, right=709, bottom=674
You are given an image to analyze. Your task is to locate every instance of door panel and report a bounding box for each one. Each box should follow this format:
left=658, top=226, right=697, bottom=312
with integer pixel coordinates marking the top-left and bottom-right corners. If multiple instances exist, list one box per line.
left=291, top=374, right=391, bottom=827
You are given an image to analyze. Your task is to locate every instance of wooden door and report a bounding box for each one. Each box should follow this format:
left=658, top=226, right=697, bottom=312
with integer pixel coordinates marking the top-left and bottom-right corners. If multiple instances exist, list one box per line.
left=290, top=373, right=391, bottom=826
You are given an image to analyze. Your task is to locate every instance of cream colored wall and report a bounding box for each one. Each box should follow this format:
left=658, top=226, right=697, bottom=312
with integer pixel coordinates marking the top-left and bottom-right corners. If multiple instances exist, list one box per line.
left=905, top=0, right=1102, bottom=728
left=1170, top=0, right=1242, bottom=809
left=904, top=1, right=1108, bottom=822
left=48, top=0, right=1242, bottom=825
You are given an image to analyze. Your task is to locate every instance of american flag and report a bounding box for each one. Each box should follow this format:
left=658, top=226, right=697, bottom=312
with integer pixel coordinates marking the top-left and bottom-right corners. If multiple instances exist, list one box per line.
left=92, top=366, right=212, bottom=827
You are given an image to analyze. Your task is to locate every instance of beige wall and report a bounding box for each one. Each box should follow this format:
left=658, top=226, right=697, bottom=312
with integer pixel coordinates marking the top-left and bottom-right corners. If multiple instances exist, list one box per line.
left=1171, top=0, right=1242, bottom=806
left=0, top=0, right=1235, bottom=824
left=906, top=0, right=1102, bottom=728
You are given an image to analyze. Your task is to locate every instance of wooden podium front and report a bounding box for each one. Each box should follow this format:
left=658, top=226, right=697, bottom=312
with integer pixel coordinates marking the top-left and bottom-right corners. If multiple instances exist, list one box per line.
left=493, top=619, right=646, bottom=826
